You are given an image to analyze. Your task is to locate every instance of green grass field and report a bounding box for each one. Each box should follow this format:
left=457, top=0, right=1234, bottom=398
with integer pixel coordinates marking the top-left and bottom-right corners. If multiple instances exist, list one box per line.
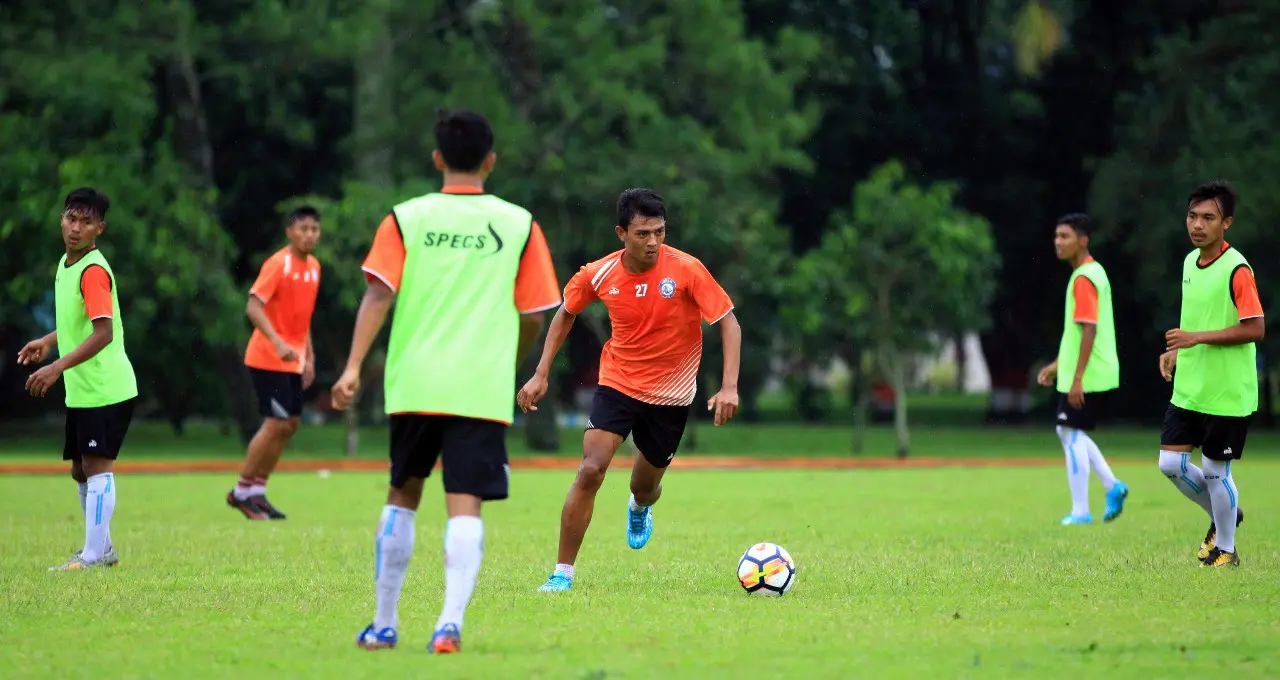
left=3, top=423, right=1280, bottom=678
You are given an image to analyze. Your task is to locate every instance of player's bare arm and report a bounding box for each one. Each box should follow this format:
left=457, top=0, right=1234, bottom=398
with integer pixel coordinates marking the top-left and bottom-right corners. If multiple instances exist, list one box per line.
left=1165, top=317, right=1265, bottom=350
left=1036, top=359, right=1058, bottom=386
left=303, top=332, right=316, bottom=389
left=517, top=312, right=546, bottom=373
left=246, top=295, right=298, bottom=362
left=331, top=280, right=395, bottom=410
left=17, top=331, right=57, bottom=366
left=1159, top=349, right=1178, bottom=381
left=707, top=311, right=741, bottom=426
left=518, top=305, right=576, bottom=413
left=1068, top=323, right=1096, bottom=409
left=26, top=318, right=112, bottom=397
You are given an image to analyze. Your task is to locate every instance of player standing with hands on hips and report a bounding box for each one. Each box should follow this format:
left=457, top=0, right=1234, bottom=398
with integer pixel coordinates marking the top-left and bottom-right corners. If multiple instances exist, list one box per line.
left=518, top=188, right=742, bottom=593
left=1157, top=181, right=1262, bottom=568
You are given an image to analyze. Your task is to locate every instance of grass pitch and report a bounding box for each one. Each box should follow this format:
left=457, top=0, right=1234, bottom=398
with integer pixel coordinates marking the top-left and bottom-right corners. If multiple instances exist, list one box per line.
left=3, top=458, right=1280, bottom=678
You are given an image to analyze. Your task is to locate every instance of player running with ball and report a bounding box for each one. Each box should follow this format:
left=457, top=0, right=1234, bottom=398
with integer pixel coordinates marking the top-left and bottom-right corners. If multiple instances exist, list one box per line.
left=518, top=188, right=742, bottom=592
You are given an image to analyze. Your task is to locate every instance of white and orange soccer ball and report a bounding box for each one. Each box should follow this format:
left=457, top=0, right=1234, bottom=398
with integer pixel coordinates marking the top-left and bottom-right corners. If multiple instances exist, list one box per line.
left=737, top=542, right=796, bottom=597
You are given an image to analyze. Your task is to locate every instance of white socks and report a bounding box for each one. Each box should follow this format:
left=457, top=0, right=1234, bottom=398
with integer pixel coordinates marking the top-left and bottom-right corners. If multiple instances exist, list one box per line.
left=1158, top=451, right=1213, bottom=516
left=371, top=508, right=487, bottom=633
left=77, top=481, right=88, bottom=513
left=81, top=473, right=116, bottom=563
left=554, top=563, right=575, bottom=579
left=1202, top=458, right=1240, bottom=553
left=1082, top=436, right=1117, bottom=490
left=1056, top=426, right=1092, bottom=516
left=373, top=505, right=416, bottom=631
left=436, top=515, right=484, bottom=632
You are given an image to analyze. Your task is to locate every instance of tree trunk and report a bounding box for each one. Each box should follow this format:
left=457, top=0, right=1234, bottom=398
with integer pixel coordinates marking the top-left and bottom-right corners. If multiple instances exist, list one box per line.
left=878, top=346, right=910, bottom=458
left=344, top=405, right=360, bottom=456
left=525, top=401, right=561, bottom=451
left=954, top=332, right=967, bottom=393
left=849, top=348, right=867, bottom=455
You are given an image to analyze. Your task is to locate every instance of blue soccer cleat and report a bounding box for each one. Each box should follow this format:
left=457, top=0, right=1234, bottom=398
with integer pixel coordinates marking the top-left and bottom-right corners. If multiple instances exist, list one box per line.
left=627, top=503, right=653, bottom=549
left=1103, top=481, right=1129, bottom=522
left=1061, top=513, right=1093, bottom=525
left=537, top=572, right=573, bottom=592
left=356, top=624, right=397, bottom=650
left=429, top=623, right=461, bottom=654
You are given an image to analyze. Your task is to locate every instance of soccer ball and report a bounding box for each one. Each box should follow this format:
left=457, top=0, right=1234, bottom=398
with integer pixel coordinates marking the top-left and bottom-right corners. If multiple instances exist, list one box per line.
left=737, top=542, right=796, bottom=596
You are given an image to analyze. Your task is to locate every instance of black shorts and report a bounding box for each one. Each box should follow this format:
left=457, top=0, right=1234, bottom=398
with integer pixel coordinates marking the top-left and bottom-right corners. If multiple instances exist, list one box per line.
left=1161, top=403, right=1249, bottom=461
left=389, top=415, right=509, bottom=500
left=249, top=368, right=303, bottom=419
left=1054, top=390, right=1113, bottom=431
left=64, top=398, right=135, bottom=461
left=587, top=386, right=689, bottom=469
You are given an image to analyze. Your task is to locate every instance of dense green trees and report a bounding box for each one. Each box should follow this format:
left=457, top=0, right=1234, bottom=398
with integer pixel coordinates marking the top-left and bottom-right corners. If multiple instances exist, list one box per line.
left=3, top=0, right=1274, bottom=441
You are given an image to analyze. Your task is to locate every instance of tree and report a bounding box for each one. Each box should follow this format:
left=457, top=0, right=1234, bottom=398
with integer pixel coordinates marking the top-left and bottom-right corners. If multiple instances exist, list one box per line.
left=1091, top=1, right=1280, bottom=423
left=792, top=161, right=998, bottom=456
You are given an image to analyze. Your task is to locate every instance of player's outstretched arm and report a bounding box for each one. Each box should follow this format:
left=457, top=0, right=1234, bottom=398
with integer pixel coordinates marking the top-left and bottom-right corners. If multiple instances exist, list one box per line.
left=707, top=311, right=741, bottom=426
left=331, top=281, right=395, bottom=410
left=25, top=320, right=111, bottom=397
left=517, top=305, right=576, bottom=413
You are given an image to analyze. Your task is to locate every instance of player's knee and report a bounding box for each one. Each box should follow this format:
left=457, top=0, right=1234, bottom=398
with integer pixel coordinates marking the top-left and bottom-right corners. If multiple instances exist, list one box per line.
left=575, top=458, right=609, bottom=491
left=69, top=462, right=87, bottom=484
left=270, top=417, right=300, bottom=438
left=1157, top=451, right=1183, bottom=478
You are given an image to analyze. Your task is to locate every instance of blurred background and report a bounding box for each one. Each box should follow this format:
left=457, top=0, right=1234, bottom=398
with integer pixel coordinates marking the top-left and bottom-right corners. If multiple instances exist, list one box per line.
left=2, top=0, right=1276, bottom=459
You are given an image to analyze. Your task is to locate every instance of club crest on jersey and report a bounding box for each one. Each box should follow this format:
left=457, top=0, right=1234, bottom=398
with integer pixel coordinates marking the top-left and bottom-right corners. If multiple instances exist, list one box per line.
left=659, top=277, right=676, bottom=299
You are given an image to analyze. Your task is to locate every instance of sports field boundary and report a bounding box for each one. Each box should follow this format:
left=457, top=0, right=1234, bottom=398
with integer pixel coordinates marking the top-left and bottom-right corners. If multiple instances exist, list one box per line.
left=0, top=456, right=1065, bottom=475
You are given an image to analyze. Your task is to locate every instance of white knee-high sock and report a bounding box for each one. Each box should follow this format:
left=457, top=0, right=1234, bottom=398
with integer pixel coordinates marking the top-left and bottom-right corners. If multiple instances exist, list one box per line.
left=1056, top=426, right=1091, bottom=516
left=373, top=505, right=416, bottom=630
left=1077, top=432, right=1116, bottom=490
left=1202, top=457, right=1240, bottom=553
left=77, top=481, right=88, bottom=513
left=1157, top=451, right=1212, bottom=516
left=81, top=473, right=115, bottom=563
left=436, top=515, right=484, bottom=632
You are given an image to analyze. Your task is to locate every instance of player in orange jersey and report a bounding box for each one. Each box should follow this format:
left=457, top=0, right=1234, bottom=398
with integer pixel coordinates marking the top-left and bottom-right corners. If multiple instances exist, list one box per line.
left=517, top=188, right=741, bottom=592
left=226, top=206, right=322, bottom=520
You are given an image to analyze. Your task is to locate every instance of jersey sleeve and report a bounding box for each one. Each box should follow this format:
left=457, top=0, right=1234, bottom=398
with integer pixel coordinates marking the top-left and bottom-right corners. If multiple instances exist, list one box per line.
left=1072, top=276, right=1099, bottom=324
left=562, top=265, right=600, bottom=315
left=1232, top=266, right=1264, bottom=320
left=514, top=221, right=562, bottom=313
left=689, top=259, right=734, bottom=324
left=249, top=255, right=283, bottom=303
left=80, top=265, right=113, bottom=320
left=362, top=213, right=406, bottom=292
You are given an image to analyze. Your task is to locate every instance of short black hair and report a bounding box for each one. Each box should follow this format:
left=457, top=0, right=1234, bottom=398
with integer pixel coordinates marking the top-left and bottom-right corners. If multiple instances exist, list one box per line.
left=434, top=109, right=494, bottom=173
left=287, top=205, right=320, bottom=226
left=64, top=187, right=109, bottom=220
left=616, top=188, right=666, bottom=229
left=1056, top=212, right=1092, bottom=237
left=1188, top=181, right=1238, bottom=219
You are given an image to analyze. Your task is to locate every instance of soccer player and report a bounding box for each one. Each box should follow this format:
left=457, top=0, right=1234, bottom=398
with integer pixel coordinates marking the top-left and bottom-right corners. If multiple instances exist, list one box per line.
left=332, top=110, right=561, bottom=653
left=1035, top=213, right=1129, bottom=525
left=517, top=188, right=742, bottom=593
left=226, top=206, right=322, bottom=520
left=1158, top=181, right=1260, bottom=568
left=18, top=187, right=138, bottom=570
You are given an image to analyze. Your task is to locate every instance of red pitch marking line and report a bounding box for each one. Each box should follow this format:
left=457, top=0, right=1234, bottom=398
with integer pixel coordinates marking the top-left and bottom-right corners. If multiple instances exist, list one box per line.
left=0, top=456, right=1060, bottom=475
